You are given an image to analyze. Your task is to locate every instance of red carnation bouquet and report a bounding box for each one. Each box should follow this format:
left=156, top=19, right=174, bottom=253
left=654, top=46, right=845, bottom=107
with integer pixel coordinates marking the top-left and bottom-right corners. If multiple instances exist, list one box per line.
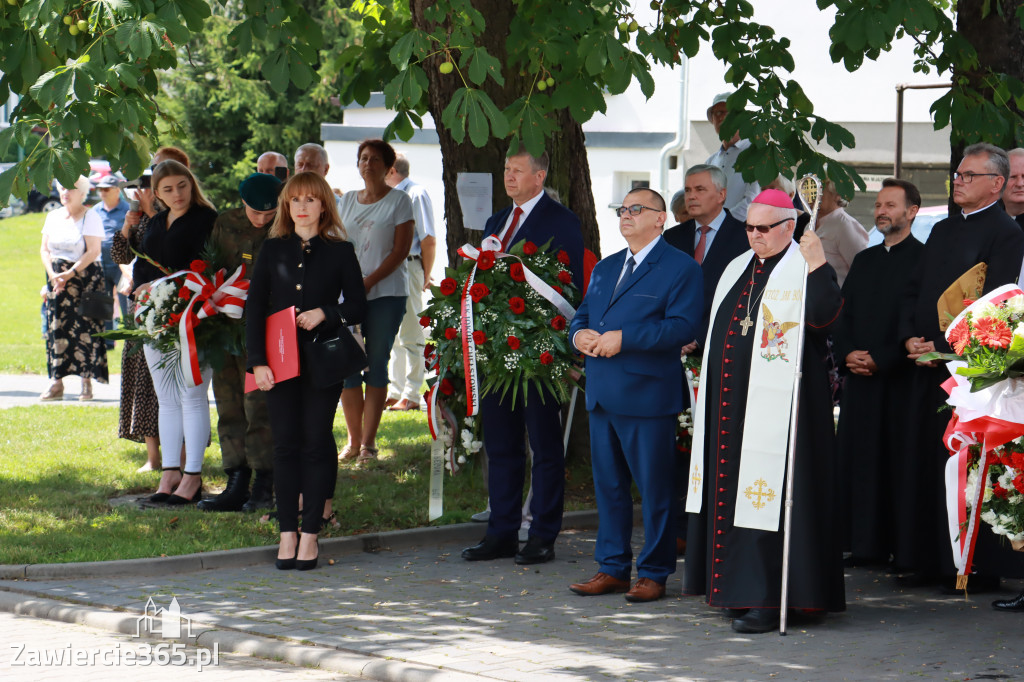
left=420, top=237, right=581, bottom=468
left=101, top=243, right=249, bottom=386
left=919, top=285, right=1024, bottom=583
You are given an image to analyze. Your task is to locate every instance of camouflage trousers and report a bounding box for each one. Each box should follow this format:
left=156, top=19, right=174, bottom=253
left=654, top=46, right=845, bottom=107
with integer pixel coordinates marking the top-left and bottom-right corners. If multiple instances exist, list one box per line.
left=212, top=353, right=273, bottom=471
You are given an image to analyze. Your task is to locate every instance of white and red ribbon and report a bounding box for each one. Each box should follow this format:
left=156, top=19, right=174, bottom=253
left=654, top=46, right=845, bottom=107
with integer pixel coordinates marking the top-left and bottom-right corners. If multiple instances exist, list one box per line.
left=177, top=265, right=249, bottom=387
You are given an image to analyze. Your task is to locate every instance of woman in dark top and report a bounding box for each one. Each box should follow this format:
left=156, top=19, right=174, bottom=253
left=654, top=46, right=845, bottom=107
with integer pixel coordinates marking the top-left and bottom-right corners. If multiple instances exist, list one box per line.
left=248, top=172, right=366, bottom=570
left=128, top=159, right=218, bottom=505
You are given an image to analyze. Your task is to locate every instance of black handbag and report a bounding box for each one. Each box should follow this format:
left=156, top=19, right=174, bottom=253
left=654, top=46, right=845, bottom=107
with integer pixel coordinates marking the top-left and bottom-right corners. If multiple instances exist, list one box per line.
left=77, top=290, right=115, bottom=320
left=301, top=326, right=367, bottom=388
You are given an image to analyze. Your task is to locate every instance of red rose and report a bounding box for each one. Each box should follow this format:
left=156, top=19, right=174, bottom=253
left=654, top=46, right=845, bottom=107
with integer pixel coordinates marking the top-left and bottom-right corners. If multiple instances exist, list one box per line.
left=168, top=312, right=183, bottom=326
left=469, top=282, right=490, bottom=302
left=472, top=330, right=486, bottom=344
left=523, top=241, right=538, bottom=256
left=539, top=351, right=554, bottom=365
left=994, top=482, right=1010, bottom=499
left=557, top=250, right=571, bottom=265
left=445, top=327, right=458, bottom=340
left=553, top=285, right=563, bottom=295
left=551, top=315, right=566, bottom=331
left=178, top=285, right=191, bottom=299
left=419, top=315, right=432, bottom=327
left=424, top=344, right=435, bottom=358
left=189, top=259, right=208, bottom=273
left=1014, top=472, right=1024, bottom=494
left=508, top=297, right=526, bottom=314
left=558, top=270, right=571, bottom=284
left=509, top=263, right=526, bottom=282
left=439, top=378, right=455, bottom=395
left=507, top=335, right=521, bottom=350
left=439, top=277, right=458, bottom=296
left=477, top=251, right=495, bottom=270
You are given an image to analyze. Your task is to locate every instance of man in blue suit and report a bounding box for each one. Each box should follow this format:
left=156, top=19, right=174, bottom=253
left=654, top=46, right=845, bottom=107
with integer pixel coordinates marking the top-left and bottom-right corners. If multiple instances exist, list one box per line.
left=461, top=149, right=584, bottom=565
left=568, top=188, right=703, bottom=602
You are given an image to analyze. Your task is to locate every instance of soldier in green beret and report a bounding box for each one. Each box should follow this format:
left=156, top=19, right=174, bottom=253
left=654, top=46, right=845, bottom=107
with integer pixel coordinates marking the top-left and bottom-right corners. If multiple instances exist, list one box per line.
left=198, top=172, right=283, bottom=513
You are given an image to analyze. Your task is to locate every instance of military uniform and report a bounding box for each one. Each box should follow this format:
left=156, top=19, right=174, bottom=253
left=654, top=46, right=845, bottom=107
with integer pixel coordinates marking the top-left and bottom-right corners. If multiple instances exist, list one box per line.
left=210, top=208, right=273, bottom=495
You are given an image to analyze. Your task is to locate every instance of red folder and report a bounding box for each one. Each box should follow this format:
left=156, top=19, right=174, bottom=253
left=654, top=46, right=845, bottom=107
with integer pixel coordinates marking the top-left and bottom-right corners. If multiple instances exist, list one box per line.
left=245, top=306, right=299, bottom=393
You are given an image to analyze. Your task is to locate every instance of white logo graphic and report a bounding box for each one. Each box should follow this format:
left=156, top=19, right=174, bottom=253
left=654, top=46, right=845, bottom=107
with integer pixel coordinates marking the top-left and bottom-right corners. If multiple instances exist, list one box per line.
left=134, top=596, right=196, bottom=639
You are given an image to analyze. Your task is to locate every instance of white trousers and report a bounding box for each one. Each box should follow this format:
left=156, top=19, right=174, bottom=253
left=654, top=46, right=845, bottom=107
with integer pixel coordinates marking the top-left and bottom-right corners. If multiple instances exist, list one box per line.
left=144, top=345, right=212, bottom=473
left=388, top=257, right=427, bottom=402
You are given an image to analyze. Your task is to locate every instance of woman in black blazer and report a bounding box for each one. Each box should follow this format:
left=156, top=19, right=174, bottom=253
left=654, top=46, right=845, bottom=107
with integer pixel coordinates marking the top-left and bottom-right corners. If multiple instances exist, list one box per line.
left=247, top=172, right=366, bottom=570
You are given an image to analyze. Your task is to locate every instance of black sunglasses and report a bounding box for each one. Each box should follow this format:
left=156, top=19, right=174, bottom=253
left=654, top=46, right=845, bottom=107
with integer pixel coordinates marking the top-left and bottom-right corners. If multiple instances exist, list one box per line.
left=744, top=218, right=791, bottom=233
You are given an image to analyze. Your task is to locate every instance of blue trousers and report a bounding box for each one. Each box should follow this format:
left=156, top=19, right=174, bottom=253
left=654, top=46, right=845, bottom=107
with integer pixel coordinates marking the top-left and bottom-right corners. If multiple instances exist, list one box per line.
left=589, top=405, right=678, bottom=583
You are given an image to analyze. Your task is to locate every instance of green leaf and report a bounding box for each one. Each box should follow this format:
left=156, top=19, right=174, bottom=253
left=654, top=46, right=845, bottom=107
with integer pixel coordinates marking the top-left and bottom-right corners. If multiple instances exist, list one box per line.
left=169, top=0, right=212, bottom=31
left=389, top=29, right=429, bottom=68
left=261, top=49, right=290, bottom=93
left=463, top=47, right=504, bottom=87
left=30, top=68, right=74, bottom=109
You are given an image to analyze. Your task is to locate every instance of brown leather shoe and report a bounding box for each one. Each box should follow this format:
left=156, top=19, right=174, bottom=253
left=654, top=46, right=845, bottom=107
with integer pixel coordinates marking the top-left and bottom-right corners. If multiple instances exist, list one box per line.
left=676, top=538, right=686, bottom=556
left=569, top=572, right=630, bottom=596
left=624, top=577, right=666, bottom=602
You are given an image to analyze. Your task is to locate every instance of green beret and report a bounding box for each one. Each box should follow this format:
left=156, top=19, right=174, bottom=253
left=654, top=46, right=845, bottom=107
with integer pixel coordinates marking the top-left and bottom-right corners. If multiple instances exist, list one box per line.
left=239, top=173, right=283, bottom=211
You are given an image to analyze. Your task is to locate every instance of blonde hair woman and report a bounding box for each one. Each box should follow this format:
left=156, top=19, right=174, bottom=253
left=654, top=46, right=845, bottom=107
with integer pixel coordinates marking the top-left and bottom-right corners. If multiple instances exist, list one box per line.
left=133, top=160, right=218, bottom=506
left=39, top=175, right=108, bottom=401
left=248, top=172, right=366, bottom=570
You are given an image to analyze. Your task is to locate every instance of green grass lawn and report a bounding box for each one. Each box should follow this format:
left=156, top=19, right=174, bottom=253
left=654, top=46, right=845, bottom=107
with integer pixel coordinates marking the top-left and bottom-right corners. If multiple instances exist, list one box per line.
left=0, top=212, right=121, bottom=375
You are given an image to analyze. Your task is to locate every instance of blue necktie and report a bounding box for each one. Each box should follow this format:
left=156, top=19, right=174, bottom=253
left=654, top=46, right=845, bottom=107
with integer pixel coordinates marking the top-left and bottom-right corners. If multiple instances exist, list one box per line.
left=612, top=255, right=635, bottom=299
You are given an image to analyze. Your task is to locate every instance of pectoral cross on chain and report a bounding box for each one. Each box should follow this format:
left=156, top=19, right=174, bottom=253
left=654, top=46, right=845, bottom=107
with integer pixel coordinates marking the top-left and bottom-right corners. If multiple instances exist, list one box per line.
left=739, top=315, right=754, bottom=336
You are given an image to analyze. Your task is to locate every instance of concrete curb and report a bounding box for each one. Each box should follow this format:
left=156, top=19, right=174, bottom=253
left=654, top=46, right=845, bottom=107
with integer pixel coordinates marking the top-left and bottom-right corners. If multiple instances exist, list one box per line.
left=0, top=509, right=601, bottom=580
left=0, top=590, right=483, bottom=681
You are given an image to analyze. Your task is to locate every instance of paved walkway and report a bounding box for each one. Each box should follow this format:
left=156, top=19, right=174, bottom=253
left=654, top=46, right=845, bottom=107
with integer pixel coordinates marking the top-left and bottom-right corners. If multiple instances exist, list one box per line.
left=2, top=528, right=1023, bottom=681
left=1, top=373, right=124, bottom=409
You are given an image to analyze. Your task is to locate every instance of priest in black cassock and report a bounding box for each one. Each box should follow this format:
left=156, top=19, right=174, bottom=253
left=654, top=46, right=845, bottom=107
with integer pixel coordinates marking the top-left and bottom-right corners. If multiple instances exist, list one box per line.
left=834, top=178, right=924, bottom=566
left=896, top=143, right=1024, bottom=589
left=683, top=189, right=846, bottom=634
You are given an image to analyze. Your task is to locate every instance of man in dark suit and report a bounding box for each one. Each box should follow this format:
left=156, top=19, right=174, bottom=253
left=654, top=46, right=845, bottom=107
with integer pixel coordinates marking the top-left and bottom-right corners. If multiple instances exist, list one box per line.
left=461, top=149, right=584, bottom=566
left=664, top=164, right=750, bottom=351
left=567, top=188, right=703, bottom=602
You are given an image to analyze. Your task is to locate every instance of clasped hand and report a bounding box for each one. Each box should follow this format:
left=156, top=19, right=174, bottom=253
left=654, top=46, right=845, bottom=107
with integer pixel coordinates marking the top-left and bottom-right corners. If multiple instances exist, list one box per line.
left=845, top=350, right=877, bottom=376
left=575, top=329, right=622, bottom=358
left=296, top=308, right=325, bottom=331
left=905, top=336, right=938, bottom=366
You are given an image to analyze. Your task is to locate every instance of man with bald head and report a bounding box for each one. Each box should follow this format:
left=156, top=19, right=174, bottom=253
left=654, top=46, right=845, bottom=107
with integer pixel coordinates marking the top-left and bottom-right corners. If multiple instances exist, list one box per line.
left=683, top=189, right=846, bottom=633
left=568, top=188, right=702, bottom=603
left=256, top=151, right=288, bottom=178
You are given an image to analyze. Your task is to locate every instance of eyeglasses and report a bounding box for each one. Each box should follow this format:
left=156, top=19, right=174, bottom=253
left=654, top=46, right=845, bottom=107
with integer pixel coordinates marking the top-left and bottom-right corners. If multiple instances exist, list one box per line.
left=744, top=218, right=791, bottom=233
left=953, top=171, right=999, bottom=183
left=615, top=204, right=661, bottom=217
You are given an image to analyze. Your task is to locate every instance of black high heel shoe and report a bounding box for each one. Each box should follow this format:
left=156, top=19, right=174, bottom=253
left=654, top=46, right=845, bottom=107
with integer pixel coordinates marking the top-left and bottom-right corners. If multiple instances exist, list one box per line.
left=147, top=467, right=182, bottom=503
left=296, top=537, right=319, bottom=571
left=276, top=533, right=299, bottom=570
left=165, top=471, right=203, bottom=506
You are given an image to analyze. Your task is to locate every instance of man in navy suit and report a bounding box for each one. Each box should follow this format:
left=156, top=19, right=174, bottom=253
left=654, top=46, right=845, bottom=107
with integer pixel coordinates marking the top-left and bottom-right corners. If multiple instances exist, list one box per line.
left=663, top=164, right=750, bottom=554
left=664, top=164, right=750, bottom=352
left=567, top=188, right=703, bottom=602
left=461, top=149, right=584, bottom=566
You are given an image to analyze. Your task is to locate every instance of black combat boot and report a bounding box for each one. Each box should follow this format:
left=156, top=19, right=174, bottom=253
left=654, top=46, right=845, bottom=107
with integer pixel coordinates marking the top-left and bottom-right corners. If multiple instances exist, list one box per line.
left=197, top=467, right=251, bottom=512
left=241, top=470, right=274, bottom=512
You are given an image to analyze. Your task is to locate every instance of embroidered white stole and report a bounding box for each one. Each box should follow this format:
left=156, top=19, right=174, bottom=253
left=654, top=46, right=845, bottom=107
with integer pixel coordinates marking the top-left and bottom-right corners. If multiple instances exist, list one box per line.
left=685, top=241, right=806, bottom=531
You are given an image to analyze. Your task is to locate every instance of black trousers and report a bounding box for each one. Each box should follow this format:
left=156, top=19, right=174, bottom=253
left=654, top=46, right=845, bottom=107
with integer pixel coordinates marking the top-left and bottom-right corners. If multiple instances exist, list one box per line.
left=265, top=372, right=342, bottom=534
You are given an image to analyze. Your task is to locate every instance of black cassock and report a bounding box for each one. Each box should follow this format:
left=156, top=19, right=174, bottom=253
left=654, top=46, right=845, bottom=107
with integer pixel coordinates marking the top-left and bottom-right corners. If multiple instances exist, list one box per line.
left=896, top=205, right=1024, bottom=578
left=683, top=246, right=846, bottom=612
left=834, top=236, right=924, bottom=562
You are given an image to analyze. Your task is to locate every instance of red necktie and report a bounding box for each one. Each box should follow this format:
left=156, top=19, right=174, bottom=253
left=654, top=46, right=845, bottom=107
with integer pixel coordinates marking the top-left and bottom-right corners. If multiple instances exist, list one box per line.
left=694, top=225, right=711, bottom=265
left=501, top=207, right=524, bottom=252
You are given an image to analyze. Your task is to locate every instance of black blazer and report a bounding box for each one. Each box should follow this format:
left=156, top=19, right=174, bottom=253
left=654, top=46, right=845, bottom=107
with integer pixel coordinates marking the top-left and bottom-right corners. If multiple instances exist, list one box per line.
left=136, top=205, right=218, bottom=286
left=483, top=192, right=585, bottom=292
left=663, top=209, right=749, bottom=345
left=246, top=234, right=367, bottom=369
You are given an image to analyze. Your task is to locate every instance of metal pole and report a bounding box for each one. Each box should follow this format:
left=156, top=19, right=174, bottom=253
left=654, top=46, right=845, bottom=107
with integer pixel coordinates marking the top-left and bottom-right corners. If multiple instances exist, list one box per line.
left=779, top=176, right=823, bottom=636
left=894, top=86, right=905, bottom=178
